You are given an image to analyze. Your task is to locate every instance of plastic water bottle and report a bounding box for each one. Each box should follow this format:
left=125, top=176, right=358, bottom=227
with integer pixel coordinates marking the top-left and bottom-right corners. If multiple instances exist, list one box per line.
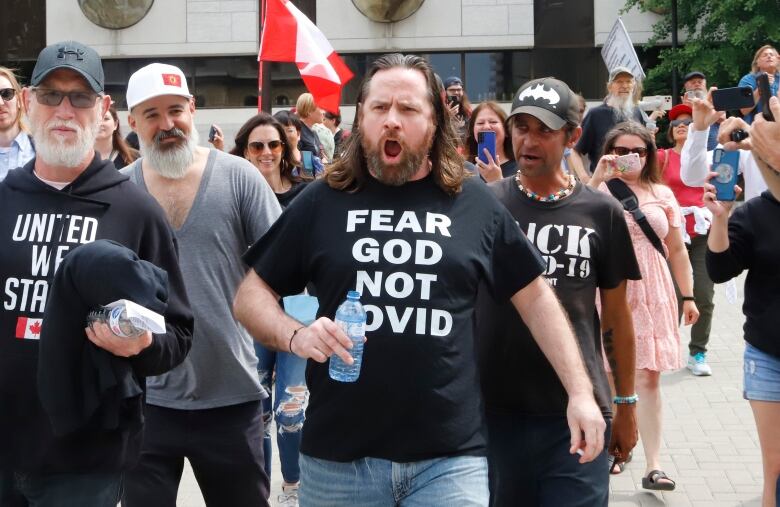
left=88, top=304, right=145, bottom=338
left=329, top=291, right=367, bottom=382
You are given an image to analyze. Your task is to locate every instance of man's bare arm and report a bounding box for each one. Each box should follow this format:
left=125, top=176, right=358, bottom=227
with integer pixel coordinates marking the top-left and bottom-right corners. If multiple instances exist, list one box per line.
left=233, top=270, right=354, bottom=363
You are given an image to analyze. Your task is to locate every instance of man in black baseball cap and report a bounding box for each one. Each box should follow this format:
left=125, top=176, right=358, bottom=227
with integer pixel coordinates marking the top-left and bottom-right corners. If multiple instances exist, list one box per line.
left=0, top=40, right=194, bottom=507
left=681, top=70, right=721, bottom=151
left=477, top=77, right=640, bottom=506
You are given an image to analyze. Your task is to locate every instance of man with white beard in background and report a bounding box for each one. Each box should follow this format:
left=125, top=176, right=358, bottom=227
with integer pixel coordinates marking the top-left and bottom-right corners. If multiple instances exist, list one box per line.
left=120, top=63, right=281, bottom=507
left=575, top=66, right=646, bottom=174
left=0, top=42, right=193, bottom=507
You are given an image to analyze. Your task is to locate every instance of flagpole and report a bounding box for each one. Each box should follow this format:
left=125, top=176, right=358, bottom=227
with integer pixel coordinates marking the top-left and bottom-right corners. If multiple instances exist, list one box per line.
left=258, top=0, right=267, bottom=113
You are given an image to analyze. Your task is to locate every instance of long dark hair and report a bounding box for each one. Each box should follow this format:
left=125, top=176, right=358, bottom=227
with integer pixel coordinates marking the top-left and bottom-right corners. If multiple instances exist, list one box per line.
left=601, top=122, right=661, bottom=185
left=109, top=105, right=139, bottom=165
left=325, top=53, right=465, bottom=195
left=465, top=101, right=513, bottom=163
left=230, top=113, right=304, bottom=183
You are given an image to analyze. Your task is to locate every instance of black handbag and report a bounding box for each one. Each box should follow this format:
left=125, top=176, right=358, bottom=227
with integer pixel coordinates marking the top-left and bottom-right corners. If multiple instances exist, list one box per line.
left=606, top=179, right=666, bottom=257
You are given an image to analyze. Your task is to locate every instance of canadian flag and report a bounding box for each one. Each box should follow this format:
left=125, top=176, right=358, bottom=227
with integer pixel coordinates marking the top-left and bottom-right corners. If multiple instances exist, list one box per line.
left=15, top=316, right=43, bottom=340
left=259, top=0, right=353, bottom=113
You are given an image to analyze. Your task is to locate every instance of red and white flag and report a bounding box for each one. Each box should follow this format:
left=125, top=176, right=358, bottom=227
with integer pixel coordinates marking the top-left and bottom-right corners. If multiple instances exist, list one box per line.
left=15, top=316, right=43, bottom=340
left=260, top=0, right=353, bottom=113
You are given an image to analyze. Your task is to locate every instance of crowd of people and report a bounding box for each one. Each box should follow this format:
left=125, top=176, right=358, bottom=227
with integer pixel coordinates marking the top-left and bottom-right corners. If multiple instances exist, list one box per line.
left=1, top=38, right=780, bottom=507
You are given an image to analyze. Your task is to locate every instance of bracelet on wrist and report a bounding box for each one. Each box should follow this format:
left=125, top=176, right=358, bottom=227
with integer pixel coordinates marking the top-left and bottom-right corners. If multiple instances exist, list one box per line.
left=288, top=326, right=304, bottom=354
left=613, top=394, right=639, bottom=405
left=681, top=296, right=695, bottom=302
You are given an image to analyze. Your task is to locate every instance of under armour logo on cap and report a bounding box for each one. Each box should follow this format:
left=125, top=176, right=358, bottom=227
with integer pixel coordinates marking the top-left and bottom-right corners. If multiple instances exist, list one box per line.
left=57, top=46, right=85, bottom=61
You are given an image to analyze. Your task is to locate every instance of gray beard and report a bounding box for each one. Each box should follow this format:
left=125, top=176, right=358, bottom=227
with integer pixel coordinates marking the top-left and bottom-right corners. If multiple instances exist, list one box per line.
left=32, top=117, right=99, bottom=168
left=606, top=94, right=636, bottom=121
left=363, top=139, right=427, bottom=186
left=139, top=127, right=199, bottom=179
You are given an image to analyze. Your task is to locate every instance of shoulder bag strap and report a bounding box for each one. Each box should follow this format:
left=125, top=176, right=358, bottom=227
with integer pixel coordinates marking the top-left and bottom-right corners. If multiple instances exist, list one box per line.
left=606, top=179, right=666, bottom=257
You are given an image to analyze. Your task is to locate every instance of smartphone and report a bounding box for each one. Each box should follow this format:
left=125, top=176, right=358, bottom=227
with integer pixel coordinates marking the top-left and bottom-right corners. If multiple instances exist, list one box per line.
left=757, top=73, right=775, bottom=122
left=614, top=153, right=642, bottom=174
left=208, top=125, right=217, bottom=142
left=477, top=131, right=496, bottom=164
left=641, top=95, right=673, bottom=111
left=685, top=89, right=706, bottom=101
left=447, top=95, right=459, bottom=107
left=301, top=150, right=314, bottom=177
left=710, top=148, right=740, bottom=201
left=711, top=86, right=754, bottom=111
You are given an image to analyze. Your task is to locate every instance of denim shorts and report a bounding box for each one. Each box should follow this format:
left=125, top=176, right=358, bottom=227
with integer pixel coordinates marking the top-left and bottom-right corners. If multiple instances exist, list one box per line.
left=743, top=343, right=780, bottom=402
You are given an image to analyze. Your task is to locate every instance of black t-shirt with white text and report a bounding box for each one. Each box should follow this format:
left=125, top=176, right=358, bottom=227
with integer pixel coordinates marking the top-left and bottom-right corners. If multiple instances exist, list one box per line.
left=243, top=174, right=545, bottom=462
left=477, top=178, right=641, bottom=417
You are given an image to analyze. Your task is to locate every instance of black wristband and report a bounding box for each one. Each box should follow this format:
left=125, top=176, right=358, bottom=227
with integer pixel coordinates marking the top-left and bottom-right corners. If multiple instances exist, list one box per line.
left=681, top=296, right=695, bottom=302
left=288, top=327, right=304, bottom=353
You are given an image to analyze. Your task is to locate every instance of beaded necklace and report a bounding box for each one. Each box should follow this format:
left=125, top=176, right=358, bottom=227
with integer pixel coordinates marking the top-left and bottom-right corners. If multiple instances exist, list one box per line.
left=514, top=172, right=576, bottom=202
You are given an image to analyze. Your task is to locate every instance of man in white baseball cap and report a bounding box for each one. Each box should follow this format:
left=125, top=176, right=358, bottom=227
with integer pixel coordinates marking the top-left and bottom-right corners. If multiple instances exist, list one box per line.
left=121, top=63, right=282, bottom=507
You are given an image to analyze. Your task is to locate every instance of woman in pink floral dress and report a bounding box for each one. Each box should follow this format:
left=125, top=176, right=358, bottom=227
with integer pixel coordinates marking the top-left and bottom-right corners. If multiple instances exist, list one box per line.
left=589, top=122, right=699, bottom=491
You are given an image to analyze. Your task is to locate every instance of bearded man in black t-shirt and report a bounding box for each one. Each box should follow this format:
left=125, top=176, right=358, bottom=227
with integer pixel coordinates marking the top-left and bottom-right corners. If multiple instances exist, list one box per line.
left=234, top=54, right=606, bottom=506
left=477, top=77, right=642, bottom=507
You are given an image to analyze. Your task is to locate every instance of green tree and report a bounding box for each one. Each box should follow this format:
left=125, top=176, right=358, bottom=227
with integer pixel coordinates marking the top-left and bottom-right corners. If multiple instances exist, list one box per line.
left=624, top=0, right=780, bottom=95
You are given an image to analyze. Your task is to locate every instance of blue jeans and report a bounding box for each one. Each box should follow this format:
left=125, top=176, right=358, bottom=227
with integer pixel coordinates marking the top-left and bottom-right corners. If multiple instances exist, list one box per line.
left=298, top=453, right=489, bottom=506
left=255, top=294, right=317, bottom=484
left=486, top=412, right=611, bottom=507
left=255, top=343, right=308, bottom=484
left=744, top=343, right=780, bottom=402
left=0, top=470, right=122, bottom=507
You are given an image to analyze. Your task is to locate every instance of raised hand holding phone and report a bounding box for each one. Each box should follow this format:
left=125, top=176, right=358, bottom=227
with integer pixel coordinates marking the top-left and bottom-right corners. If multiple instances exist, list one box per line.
left=757, top=73, right=775, bottom=122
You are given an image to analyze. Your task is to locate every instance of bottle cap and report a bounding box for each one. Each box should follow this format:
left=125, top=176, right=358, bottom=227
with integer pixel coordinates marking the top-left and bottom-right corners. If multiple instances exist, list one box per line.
left=347, top=290, right=361, bottom=300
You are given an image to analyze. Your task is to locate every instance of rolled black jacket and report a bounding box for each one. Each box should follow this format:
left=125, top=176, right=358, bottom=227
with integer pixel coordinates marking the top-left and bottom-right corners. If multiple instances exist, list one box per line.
left=0, top=155, right=193, bottom=472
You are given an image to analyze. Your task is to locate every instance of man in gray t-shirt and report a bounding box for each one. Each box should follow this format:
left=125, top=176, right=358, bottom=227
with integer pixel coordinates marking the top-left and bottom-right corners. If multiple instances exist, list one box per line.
left=120, top=63, right=281, bottom=507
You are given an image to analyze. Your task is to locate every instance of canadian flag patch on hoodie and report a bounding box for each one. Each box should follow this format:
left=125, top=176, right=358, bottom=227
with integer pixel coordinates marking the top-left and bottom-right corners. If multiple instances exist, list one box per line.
left=15, top=316, right=42, bottom=339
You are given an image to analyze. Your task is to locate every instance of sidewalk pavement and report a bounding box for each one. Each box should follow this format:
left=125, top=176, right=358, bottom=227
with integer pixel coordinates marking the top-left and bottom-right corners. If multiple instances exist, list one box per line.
left=177, top=275, right=762, bottom=506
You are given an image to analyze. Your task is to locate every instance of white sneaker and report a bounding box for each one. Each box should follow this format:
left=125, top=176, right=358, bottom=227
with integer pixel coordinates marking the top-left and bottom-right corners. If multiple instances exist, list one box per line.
left=278, top=483, right=299, bottom=507
left=687, top=353, right=712, bottom=376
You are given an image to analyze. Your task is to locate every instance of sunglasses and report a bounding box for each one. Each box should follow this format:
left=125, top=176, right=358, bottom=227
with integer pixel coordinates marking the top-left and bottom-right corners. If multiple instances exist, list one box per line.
left=612, top=146, right=648, bottom=157
left=0, top=88, right=16, bottom=102
left=247, top=140, right=284, bottom=154
left=32, top=88, right=99, bottom=109
left=671, top=119, right=693, bottom=127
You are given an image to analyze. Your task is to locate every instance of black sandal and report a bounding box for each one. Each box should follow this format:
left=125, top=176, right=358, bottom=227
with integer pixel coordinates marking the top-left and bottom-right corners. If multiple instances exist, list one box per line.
left=642, top=470, right=676, bottom=491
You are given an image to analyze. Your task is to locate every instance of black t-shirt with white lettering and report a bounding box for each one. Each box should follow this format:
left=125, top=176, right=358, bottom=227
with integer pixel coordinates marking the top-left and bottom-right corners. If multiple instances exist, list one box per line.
left=477, top=178, right=641, bottom=417
left=243, top=174, right=545, bottom=462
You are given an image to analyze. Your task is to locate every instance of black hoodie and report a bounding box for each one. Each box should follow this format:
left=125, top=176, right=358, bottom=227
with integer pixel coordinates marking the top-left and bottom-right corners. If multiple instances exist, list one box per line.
left=0, top=155, right=194, bottom=473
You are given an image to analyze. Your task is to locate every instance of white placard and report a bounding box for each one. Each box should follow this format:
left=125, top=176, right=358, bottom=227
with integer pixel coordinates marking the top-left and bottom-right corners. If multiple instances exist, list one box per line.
left=601, top=17, right=646, bottom=81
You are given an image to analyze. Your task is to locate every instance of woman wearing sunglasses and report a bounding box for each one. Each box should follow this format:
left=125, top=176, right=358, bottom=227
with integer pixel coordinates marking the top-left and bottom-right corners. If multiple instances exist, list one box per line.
left=658, top=104, right=717, bottom=378
left=230, top=113, right=310, bottom=207
left=589, top=122, right=699, bottom=491
left=230, top=113, right=314, bottom=505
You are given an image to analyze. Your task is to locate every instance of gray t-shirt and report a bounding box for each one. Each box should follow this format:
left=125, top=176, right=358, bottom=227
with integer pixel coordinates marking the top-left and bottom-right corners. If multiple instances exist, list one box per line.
left=123, top=149, right=282, bottom=409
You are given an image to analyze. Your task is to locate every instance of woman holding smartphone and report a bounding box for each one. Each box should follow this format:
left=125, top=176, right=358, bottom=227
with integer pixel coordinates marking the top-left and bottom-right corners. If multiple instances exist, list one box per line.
left=464, top=101, right=516, bottom=182
left=588, top=122, right=699, bottom=490
left=230, top=113, right=313, bottom=505
left=738, top=45, right=780, bottom=124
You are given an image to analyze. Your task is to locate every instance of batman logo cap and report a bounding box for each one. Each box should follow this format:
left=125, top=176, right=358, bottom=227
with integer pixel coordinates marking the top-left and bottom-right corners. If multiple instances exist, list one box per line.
left=508, top=77, right=580, bottom=130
